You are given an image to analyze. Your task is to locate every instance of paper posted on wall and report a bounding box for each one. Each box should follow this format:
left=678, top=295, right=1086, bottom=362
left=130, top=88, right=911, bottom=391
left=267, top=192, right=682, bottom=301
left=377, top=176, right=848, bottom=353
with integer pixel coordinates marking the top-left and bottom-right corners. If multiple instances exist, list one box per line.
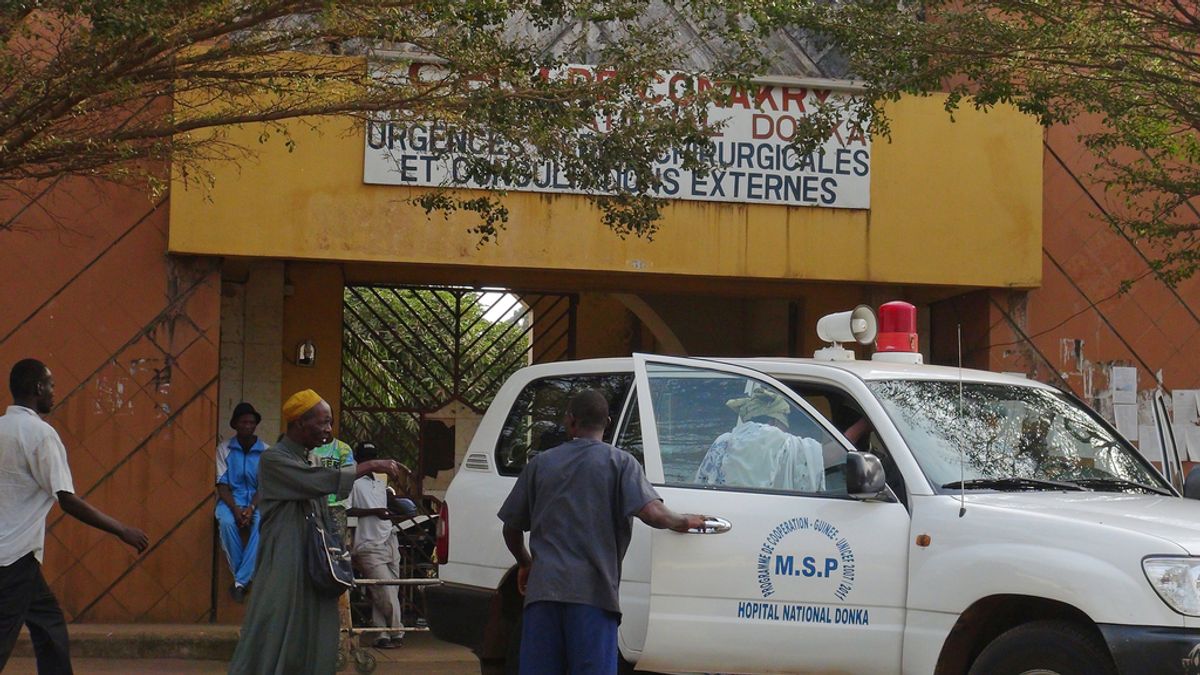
left=1114, top=404, right=1138, bottom=442
left=1137, top=425, right=1162, bottom=463
left=1172, top=390, right=1200, bottom=461
left=1111, top=367, right=1138, bottom=405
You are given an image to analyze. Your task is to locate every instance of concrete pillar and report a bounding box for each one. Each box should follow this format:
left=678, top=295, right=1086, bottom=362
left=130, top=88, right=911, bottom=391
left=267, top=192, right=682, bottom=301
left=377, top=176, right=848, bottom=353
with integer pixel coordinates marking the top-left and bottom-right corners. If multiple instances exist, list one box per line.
left=218, top=261, right=284, bottom=445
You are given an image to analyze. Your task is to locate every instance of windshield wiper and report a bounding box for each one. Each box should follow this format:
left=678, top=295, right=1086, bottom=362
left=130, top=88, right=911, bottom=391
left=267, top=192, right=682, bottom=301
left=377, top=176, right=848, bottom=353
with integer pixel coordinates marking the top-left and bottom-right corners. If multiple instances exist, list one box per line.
left=1066, top=477, right=1172, bottom=496
left=941, top=477, right=1089, bottom=492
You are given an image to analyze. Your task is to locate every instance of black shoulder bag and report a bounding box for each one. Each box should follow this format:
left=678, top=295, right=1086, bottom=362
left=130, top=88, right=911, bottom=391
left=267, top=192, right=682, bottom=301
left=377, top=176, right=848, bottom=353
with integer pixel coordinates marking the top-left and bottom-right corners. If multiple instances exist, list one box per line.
left=305, top=502, right=354, bottom=597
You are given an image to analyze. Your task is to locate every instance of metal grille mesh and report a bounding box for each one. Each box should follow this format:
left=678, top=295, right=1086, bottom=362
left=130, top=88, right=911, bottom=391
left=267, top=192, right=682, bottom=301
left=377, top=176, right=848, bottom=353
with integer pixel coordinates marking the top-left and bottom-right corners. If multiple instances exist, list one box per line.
left=340, top=285, right=576, bottom=471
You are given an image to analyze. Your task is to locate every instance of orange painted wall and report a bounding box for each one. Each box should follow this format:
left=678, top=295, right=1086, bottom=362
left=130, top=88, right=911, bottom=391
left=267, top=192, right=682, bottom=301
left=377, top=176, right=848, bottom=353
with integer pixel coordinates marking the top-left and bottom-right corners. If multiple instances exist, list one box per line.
left=282, top=262, right=346, bottom=432
left=0, top=178, right=221, bottom=622
left=978, top=121, right=1200, bottom=410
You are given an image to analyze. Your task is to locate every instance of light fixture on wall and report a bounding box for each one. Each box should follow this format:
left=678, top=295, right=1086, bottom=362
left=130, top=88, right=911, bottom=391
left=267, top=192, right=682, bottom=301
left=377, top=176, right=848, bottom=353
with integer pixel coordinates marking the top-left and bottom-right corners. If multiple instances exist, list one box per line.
left=296, top=339, right=316, bottom=367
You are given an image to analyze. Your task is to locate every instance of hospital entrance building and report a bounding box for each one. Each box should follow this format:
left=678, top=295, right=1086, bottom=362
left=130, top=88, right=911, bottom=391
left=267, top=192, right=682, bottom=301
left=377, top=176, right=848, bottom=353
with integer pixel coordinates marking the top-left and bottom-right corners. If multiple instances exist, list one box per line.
left=1, top=64, right=1196, bottom=625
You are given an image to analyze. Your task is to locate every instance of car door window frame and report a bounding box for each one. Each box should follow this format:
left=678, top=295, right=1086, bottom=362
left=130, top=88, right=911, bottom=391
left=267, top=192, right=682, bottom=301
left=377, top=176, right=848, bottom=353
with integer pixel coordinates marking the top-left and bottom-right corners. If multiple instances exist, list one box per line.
left=494, top=371, right=633, bottom=476
left=631, top=354, right=895, bottom=502
left=613, top=385, right=644, bottom=466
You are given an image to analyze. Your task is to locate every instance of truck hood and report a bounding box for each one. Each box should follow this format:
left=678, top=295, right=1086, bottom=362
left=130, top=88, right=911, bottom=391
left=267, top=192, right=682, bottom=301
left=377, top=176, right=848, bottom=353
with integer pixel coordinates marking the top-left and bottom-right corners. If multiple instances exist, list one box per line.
left=968, top=492, right=1200, bottom=554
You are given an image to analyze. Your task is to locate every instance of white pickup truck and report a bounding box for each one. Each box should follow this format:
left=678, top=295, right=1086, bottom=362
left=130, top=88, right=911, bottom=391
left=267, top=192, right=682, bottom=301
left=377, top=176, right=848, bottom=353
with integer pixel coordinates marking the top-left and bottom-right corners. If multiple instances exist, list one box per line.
left=426, top=311, right=1199, bottom=675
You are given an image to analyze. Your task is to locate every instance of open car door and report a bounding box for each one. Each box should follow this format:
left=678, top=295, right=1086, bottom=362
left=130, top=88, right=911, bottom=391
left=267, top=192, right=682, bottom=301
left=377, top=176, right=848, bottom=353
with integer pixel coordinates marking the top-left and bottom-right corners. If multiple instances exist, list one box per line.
left=630, top=354, right=909, bottom=674
left=1155, top=389, right=1184, bottom=494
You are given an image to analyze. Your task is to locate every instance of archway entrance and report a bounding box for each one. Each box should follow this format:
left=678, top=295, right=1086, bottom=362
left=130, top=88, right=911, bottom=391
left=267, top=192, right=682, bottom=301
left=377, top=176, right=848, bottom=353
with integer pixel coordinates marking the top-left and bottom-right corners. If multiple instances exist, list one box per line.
left=339, top=284, right=577, bottom=491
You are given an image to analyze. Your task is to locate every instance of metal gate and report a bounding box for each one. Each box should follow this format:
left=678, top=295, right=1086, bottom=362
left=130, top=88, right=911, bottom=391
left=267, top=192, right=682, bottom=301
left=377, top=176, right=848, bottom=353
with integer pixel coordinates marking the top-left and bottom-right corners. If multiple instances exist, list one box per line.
left=339, top=284, right=577, bottom=477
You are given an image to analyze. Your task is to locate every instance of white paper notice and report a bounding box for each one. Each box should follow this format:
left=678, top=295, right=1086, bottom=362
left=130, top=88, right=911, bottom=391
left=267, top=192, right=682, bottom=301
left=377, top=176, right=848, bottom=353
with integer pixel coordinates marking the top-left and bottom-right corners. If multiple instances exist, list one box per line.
left=1172, top=390, right=1200, bottom=461
left=1111, top=367, right=1138, bottom=405
left=1138, top=425, right=1163, bottom=463
left=1172, top=424, right=1190, bottom=463
left=1114, top=404, right=1138, bottom=441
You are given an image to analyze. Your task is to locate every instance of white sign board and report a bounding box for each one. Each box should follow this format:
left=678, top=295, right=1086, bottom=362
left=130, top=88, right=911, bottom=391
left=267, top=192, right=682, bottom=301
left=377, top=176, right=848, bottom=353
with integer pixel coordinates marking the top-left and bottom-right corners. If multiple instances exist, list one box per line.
left=364, top=65, right=870, bottom=209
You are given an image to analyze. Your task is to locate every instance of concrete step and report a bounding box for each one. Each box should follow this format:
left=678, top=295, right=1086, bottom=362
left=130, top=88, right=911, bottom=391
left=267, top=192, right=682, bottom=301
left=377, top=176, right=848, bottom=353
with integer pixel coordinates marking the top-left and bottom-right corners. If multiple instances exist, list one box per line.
left=14, top=624, right=240, bottom=661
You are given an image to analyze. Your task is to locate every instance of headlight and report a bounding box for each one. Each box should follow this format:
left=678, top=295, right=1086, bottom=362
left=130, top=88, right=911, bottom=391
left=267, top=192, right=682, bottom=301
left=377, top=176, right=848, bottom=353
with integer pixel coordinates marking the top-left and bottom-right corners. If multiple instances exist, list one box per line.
left=1143, top=557, right=1200, bottom=616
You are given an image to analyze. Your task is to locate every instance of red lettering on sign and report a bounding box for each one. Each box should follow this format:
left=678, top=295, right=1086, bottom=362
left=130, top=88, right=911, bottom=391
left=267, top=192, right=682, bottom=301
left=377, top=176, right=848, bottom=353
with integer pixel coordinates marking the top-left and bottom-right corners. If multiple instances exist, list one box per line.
left=752, top=114, right=774, bottom=139
left=668, top=73, right=691, bottom=104
left=728, top=86, right=751, bottom=109
left=845, top=126, right=868, bottom=146
left=642, top=73, right=665, bottom=105
left=754, top=86, right=778, bottom=111
left=408, top=62, right=431, bottom=83
left=781, top=87, right=807, bottom=113
left=776, top=115, right=797, bottom=141
left=567, top=67, right=593, bottom=83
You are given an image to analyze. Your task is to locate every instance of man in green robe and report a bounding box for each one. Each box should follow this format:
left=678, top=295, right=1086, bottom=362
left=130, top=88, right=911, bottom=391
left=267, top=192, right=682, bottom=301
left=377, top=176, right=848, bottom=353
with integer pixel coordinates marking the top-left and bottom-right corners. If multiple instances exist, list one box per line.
left=228, top=389, right=404, bottom=675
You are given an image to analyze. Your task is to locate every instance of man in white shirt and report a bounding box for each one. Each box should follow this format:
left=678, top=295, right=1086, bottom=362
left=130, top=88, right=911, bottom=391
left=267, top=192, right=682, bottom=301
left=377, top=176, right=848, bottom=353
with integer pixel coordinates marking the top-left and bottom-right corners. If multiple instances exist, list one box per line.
left=0, top=359, right=149, bottom=673
left=347, top=442, right=408, bottom=649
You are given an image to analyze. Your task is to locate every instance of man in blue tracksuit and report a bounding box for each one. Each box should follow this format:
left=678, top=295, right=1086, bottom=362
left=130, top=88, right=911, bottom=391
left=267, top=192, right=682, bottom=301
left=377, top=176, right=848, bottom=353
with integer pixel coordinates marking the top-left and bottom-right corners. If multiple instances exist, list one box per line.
left=215, top=402, right=266, bottom=603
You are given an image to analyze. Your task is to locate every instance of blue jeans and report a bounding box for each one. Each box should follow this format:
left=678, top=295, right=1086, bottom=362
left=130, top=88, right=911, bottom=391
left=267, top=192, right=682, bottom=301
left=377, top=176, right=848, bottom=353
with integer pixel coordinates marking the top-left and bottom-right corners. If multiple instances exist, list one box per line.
left=519, top=601, right=618, bottom=675
left=215, top=502, right=260, bottom=587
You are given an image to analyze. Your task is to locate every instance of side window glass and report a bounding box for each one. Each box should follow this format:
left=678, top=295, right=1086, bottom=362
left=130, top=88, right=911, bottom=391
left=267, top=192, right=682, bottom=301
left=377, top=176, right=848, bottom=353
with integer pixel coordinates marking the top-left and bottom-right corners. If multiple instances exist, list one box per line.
left=784, top=384, right=888, bottom=498
left=794, top=392, right=844, bottom=494
left=615, top=395, right=644, bottom=466
left=645, top=363, right=847, bottom=495
left=802, top=394, right=833, bottom=423
left=495, top=373, right=632, bottom=476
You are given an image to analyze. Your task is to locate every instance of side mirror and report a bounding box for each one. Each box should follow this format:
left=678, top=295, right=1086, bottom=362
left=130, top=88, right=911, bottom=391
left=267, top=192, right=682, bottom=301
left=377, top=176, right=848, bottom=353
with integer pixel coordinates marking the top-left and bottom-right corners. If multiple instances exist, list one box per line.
left=846, top=451, right=887, bottom=499
left=1185, top=467, right=1200, bottom=500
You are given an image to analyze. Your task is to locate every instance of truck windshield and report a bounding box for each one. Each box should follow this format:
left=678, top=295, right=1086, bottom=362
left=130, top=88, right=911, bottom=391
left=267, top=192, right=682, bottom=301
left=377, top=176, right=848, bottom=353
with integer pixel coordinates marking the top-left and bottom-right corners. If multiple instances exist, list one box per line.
left=867, top=380, right=1170, bottom=494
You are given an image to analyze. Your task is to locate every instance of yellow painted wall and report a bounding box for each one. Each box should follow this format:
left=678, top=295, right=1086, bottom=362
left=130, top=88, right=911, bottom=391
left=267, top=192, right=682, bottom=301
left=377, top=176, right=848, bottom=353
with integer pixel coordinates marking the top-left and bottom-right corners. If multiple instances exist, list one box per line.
left=170, top=95, right=1042, bottom=288
left=576, top=294, right=640, bottom=358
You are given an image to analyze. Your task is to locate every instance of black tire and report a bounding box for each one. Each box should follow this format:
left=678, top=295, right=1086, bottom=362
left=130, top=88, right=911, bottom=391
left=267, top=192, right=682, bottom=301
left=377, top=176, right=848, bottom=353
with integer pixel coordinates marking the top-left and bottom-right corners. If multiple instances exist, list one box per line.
left=968, top=620, right=1116, bottom=675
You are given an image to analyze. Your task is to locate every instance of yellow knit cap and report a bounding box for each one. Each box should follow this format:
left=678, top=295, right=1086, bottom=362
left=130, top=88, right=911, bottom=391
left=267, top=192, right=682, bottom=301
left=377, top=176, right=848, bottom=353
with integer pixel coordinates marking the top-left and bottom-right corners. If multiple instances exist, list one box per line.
left=282, top=389, right=322, bottom=424
left=727, top=388, right=790, bottom=428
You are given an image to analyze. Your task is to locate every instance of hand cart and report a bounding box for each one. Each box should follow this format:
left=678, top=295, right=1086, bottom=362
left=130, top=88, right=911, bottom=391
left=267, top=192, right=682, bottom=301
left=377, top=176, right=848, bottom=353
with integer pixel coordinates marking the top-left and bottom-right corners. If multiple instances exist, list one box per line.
left=338, top=577, right=443, bottom=673
left=338, top=513, right=443, bottom=674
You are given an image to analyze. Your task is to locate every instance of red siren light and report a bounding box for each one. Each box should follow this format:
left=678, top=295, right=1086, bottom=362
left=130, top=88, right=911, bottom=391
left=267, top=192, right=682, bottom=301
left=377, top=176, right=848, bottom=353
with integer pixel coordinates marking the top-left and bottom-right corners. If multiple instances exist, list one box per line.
left=876, top=301, right=918, bottom=353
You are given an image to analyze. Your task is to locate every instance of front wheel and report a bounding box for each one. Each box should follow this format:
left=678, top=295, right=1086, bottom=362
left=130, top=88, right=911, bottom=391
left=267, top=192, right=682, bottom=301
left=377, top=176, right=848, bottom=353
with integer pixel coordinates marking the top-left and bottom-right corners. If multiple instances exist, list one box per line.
left=968, top=620, right=1116, bottom=675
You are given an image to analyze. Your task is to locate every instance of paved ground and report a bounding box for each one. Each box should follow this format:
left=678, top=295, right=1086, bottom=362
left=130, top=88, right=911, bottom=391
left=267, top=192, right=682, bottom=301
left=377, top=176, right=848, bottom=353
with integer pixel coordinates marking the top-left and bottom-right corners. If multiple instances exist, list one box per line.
left=5, top=632, right=479, bottom=674
left=4, top=659, right=230, bottom=674
left=4, top=658, right=479, bottom=674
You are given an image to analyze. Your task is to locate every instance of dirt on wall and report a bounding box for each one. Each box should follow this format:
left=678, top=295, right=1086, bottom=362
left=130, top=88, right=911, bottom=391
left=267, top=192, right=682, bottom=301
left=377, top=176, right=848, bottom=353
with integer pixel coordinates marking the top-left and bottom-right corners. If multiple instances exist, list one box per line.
left=0, top=178, right=221, bottom=622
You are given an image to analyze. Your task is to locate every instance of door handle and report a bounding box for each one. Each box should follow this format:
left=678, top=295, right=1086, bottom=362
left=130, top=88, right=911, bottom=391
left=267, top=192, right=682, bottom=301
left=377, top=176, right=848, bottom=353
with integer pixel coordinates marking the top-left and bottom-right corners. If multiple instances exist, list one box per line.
left=688, top=517, right=732, bottom=534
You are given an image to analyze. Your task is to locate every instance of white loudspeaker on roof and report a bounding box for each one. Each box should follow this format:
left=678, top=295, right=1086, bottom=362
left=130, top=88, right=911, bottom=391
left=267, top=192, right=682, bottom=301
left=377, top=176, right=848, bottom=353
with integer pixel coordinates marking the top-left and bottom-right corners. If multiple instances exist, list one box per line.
left=816, top=305, right=878, bottom=346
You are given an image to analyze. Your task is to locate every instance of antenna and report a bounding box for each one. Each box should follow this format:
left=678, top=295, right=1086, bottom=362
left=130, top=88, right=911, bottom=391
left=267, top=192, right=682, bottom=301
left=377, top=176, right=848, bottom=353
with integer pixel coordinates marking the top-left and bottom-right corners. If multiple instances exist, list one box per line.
left=957, top=324, right=967, bottom=518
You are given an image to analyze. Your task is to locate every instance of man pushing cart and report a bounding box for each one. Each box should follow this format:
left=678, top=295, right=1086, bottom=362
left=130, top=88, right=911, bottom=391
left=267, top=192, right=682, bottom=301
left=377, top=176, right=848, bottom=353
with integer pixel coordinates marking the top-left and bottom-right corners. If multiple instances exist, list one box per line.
left=341, top=441, right=441, bottom=673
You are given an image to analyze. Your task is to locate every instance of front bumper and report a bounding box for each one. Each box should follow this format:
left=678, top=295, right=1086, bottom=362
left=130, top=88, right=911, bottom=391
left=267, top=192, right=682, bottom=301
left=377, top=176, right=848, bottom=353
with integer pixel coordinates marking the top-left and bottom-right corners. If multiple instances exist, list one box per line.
left=1100, top=624, right=1200, bottom=675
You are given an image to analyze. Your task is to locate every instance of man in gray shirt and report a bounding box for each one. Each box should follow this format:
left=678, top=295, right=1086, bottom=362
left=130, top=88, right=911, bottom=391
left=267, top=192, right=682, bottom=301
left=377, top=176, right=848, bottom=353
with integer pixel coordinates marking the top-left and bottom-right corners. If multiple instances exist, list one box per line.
left=498, top=389, right=704, bottom=675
